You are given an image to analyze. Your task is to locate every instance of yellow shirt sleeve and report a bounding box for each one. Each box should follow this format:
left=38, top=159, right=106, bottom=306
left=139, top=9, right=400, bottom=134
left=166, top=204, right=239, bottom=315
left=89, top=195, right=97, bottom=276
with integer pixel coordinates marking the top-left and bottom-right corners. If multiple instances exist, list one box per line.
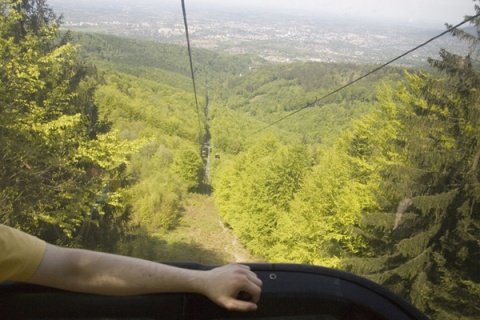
left=0, top=224, right=47, bottom=282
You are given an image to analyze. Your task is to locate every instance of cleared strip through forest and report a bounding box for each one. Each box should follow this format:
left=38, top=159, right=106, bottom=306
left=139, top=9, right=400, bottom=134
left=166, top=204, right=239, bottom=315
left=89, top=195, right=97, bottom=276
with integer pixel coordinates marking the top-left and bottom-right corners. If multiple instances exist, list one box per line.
left=148, top=194, right=259, bottom=265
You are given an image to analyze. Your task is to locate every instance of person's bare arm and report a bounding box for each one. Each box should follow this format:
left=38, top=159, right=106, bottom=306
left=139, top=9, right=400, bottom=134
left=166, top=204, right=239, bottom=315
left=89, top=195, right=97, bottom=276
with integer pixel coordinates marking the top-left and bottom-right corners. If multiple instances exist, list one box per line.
left=27, top=244, right=262, bottom=311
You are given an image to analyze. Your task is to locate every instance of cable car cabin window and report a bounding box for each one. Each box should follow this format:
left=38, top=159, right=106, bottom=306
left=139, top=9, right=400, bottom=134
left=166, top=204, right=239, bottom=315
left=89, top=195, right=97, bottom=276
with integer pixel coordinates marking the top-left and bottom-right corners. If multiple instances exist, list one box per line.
left=1, top=264, right=428, bottom=320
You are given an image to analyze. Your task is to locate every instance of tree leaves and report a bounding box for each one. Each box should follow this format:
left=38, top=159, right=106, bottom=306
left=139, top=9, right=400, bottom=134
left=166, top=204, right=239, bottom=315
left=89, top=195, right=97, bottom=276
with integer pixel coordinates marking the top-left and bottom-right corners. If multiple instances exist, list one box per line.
left=0, top=0, right=135, bottom=248
left=342, top=11, right=480, bottom=317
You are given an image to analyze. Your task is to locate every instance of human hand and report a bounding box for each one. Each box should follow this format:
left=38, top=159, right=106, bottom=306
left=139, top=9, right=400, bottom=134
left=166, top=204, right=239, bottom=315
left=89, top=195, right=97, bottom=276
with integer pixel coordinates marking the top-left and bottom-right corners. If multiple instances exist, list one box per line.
left=200, top=264, right=262, bottom=312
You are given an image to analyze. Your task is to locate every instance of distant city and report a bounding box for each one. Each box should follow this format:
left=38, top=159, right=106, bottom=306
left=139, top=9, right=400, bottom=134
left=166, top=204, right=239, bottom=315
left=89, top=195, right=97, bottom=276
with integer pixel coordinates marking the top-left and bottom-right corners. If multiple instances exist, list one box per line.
left=49, top=0, right=469, bottom=67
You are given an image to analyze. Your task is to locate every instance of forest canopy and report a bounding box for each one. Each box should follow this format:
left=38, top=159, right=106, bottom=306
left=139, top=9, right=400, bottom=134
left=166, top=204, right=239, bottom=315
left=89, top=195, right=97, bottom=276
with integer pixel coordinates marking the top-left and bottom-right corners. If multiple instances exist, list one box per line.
left=1, top=0, right=479, bottom=319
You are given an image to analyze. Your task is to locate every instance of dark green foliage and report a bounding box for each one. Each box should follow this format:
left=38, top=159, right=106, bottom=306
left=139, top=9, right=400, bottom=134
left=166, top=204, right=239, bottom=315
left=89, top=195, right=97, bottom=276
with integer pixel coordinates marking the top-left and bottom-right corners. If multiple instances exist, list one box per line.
left=344, top=9, right=480, bottom=318
left=215, top=61, right=406, bottom=145
left=69, top=31, right=266, bottom=93
left=4, top=0, right=59, bottom=40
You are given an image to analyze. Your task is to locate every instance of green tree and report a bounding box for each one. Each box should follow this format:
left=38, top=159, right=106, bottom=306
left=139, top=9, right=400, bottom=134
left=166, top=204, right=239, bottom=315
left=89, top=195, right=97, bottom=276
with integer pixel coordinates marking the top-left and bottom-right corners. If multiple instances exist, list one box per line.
left=214, top=135, right=310, bottom=256
left=271, top=146, right=380, bottom=267
left=0, top=0, right=136, bottom=248
left=346, top=7, right=480, bottom=318
left=171, top=145, right=204, bottom=191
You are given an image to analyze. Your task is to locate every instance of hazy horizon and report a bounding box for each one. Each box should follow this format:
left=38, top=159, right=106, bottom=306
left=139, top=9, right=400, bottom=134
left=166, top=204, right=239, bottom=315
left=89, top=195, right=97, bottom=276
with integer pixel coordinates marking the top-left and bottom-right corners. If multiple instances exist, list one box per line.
left=50, top=0, right=476, bottom=28
left=190, top=0, right=473, bottom=26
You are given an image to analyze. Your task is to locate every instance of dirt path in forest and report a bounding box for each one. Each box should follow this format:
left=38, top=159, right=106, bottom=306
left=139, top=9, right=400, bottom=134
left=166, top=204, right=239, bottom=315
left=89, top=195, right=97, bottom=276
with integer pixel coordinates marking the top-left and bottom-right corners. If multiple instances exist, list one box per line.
left=151, top=194, right=259, bottom=264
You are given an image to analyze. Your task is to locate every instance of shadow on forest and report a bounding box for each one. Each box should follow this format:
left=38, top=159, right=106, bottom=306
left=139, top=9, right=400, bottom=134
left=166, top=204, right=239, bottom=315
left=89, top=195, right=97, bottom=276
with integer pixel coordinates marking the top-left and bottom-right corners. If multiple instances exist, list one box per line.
left=116, top=225, right=226, bottom=265
left=193, top=182, right=213, bottom=196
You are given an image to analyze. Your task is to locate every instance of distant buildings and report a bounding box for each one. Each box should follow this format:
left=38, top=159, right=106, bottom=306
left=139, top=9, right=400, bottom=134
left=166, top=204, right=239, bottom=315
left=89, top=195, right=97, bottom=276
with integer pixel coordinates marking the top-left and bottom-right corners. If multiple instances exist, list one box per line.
left=54, top=3, right=469, bottom=67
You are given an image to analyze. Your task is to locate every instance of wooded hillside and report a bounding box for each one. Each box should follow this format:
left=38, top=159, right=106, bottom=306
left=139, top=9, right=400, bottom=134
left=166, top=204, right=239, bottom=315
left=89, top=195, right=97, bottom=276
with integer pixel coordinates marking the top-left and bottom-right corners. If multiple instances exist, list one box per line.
left=1, top=1, right=479, bottom=319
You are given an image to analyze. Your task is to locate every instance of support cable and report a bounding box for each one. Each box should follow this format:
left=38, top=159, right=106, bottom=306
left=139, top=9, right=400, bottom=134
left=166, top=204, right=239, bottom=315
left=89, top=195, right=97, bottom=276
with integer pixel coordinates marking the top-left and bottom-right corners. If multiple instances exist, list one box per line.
left=181, top=0, right=203, bottom=139
left=247, top=13, right=480, bottom=138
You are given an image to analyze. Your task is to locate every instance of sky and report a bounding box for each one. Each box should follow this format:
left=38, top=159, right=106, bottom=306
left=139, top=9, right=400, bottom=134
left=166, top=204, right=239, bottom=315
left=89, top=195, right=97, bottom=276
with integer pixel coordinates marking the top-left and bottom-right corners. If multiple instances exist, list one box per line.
left=185, top=0, right=475, bottom=26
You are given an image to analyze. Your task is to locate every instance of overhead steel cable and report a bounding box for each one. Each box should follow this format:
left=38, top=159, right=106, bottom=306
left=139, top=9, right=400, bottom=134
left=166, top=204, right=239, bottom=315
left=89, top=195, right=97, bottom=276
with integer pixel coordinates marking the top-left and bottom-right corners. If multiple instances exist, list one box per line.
left=181, top=0, right=203, bottom=139
left=247, top=13, right=480, bottom=138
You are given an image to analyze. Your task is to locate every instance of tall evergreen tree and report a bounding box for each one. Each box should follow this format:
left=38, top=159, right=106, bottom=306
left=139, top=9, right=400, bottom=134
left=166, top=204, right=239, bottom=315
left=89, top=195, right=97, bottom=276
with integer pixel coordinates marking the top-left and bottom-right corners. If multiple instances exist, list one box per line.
left=346, top=5, right=480, bottom=318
